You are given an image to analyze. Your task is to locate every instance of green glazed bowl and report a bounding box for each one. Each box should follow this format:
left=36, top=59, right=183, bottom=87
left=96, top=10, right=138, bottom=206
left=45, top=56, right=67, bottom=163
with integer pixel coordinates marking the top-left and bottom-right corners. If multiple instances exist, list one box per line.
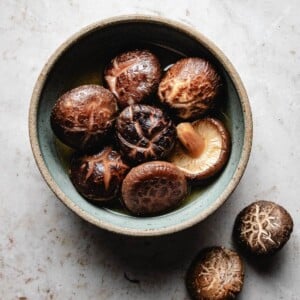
left=29, top=15, right=252, bottom=236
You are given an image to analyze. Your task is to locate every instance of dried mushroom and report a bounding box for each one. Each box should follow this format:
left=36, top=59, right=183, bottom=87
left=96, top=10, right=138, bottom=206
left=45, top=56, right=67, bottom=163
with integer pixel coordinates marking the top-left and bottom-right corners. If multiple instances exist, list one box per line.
left=121, top=161, right=188, bottom=216
left=169, top=118, right=230, bottom=184
left=158, top=57, right=222, bottom=120
left=104, top=49, right=161, bottom=108
left=234, top=201, right=293, bottom=255
left=51, top=85, right=118, bottom=151
left=116, top=104, right=176, bottom=164
left=186, top=247, right=244, bottom=300
left=70, top=147, right=129, bottom=202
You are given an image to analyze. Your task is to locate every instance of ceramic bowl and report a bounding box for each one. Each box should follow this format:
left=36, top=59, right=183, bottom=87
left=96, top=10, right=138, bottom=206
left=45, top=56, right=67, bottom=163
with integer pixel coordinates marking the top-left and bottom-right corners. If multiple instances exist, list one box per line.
left=29, top=15, right=252, bottom=236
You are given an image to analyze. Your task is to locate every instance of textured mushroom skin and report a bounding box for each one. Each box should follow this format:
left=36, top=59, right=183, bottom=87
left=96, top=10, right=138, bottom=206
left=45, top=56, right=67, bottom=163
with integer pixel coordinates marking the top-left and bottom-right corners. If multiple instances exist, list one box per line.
left=70, top=147, right=130, bottom=202
left=104, top=50, right=162, bottom=108
left=116, top=104, right=176, bottom=164
left=121, top=161, right=188, bottom=216
left=186, top=247, right=244, bottom=300
left=158, top=58, right=222, bottom=120
left=234, top=201, right=293, bottom=255
left=169, top=118, right=230, bottom=183
left=51, top=85, right=118, bottom=151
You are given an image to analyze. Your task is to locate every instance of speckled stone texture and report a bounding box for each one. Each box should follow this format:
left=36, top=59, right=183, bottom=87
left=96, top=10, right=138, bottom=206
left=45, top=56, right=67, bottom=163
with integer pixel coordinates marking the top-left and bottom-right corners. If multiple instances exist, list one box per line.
left=0, top=1, right=299, bottom=299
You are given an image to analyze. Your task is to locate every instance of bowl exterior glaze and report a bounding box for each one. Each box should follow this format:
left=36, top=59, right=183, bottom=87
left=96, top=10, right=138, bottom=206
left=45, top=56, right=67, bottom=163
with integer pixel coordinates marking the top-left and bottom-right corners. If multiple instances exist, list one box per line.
left=29, top=15, right=252, bottom=236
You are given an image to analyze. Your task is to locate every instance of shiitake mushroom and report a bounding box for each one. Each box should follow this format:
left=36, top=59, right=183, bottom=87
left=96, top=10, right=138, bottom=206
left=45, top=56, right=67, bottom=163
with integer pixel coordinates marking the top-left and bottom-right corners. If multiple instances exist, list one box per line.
left=169, top=118, right=230, bottom=184
left=186, top=247, right=244, bottom=300
left=115, top=104, right=176, bottom=164
left=121, top=161, right=188, bottom=216
left=69, top=147, right=130, bottom=202
left=104, top=49, right=161, bottom=108
left=158, top=58, right=222, bottom=120
left=51, top=85, right=118, bottom=151
left=234, top=201, right=293, bottom=255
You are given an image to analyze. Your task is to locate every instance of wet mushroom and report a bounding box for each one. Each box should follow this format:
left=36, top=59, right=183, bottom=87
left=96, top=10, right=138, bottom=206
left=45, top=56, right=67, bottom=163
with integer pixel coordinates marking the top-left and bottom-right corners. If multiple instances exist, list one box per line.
left=70, top=147, right=130, bottom=202
left=121, top=161, right=188, bottom=216
left=51, top=85, right=118, bottom=151
left=158, top=57, right=222, bottom=120
left=104, top=49, right=161, bottom=108
left=169, top=118, right=230, bottom=184
left=186, top=247, right=244, bottom=300
left=234, top=201, right=293, bottom=255
left=115, top=104, right=176, bottom=164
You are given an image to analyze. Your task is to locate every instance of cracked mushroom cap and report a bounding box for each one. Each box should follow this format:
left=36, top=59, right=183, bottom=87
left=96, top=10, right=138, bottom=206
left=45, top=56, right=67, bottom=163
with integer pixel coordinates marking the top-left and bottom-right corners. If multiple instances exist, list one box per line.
left=158, top=57, right=222, bottom=120
left=50, top=85, right=118, bottom=151
left=70, top=147, right=130, bottom=202
left=168, top=118, right=230, bottom=184
left=104, top=49, right=161, bottom=108
left=115, top=104, right=176, bottom=164
left=121, top=161, right=188, bottom=216
left=186, top=247, right=244, bottom=300
left=234, top=201, right=293, bottom=255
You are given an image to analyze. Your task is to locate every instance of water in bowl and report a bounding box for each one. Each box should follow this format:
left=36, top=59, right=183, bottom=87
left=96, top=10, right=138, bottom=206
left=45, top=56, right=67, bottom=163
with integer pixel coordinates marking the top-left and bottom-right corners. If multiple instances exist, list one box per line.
left=54, top=41, right=229, bottom=216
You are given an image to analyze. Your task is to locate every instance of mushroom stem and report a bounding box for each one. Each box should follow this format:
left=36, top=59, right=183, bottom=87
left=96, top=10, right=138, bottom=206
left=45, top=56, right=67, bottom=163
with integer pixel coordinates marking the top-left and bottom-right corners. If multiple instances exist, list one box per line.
left=176, top=123, right=205, bottom=158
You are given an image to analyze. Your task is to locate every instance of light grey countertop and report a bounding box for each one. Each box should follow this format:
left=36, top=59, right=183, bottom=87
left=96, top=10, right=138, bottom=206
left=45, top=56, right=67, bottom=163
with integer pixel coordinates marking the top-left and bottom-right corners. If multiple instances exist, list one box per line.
left=0, top=1, right=299, bottom=299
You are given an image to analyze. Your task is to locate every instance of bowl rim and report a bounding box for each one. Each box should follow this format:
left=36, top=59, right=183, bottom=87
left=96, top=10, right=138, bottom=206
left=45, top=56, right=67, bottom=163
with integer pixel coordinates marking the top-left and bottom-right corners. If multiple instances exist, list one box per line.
left=28, top=14, right=253, bottom=236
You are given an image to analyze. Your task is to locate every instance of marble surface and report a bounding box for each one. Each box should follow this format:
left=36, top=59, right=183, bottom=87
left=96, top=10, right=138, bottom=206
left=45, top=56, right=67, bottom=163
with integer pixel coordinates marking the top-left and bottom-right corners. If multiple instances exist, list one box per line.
left=0, top=0, right=299, bottom=299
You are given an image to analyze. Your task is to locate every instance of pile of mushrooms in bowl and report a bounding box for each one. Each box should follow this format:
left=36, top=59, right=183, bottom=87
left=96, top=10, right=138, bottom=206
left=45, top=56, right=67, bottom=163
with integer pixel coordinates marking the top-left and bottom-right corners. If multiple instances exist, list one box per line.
left=29, top=16, right=252, bottom=236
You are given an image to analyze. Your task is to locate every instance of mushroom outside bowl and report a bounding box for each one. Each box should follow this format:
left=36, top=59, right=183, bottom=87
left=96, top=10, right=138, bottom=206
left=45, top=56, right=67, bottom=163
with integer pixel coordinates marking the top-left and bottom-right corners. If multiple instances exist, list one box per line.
left=29, top=15, right=252, bottom=236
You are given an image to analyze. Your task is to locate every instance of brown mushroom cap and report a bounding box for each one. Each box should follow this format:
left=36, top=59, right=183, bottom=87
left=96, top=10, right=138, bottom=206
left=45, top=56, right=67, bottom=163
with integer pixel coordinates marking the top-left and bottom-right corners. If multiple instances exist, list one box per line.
left=186, top=247, right=244, bottom=300
left=70, top=147, right=130, bottom=202
left=234, top=201, right=294, bottom=255
left=158, top=57, right=222, bottom=120
left=116, top=104, right=176, bottom=164
left=104, top=49, right=162, bottom=108
left=168, top=118, right=230, bottom=184
left=51, top=85, right=118, bottom=151
left=121, top=161, right=188, bottom=216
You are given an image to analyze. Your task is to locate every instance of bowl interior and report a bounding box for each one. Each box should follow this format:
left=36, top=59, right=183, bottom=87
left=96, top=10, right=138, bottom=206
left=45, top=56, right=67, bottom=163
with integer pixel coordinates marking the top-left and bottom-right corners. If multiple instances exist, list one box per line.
left=35, top=18, right=247, bottom=235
